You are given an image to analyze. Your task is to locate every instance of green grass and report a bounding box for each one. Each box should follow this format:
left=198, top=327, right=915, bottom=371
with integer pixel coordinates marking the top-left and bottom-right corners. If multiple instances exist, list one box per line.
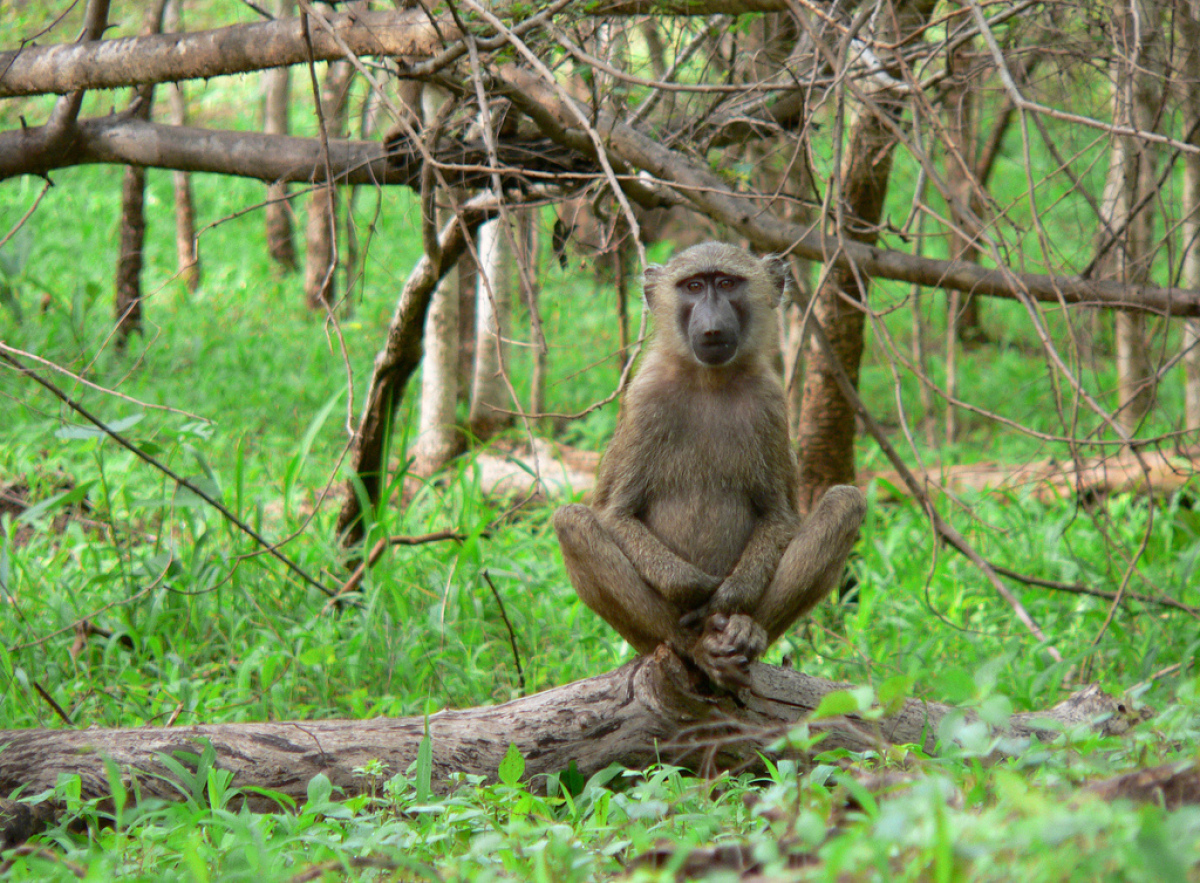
left=3, top=49, right=1200, bottom=883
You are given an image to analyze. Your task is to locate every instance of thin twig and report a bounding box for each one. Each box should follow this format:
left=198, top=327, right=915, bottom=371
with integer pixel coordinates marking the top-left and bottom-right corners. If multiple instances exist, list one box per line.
left=0, top=342, right=210, bottom=422
left=2, top=351, right=338, bottom=598
left=988, top=563, right=1198, bottom=617
left=329, top=530, right=467, bottom=606
left=0, top=179, right=52, bottom=249
left=32, top=681, right=71, bottom=725
left=483, top=570, right=525, bottom=696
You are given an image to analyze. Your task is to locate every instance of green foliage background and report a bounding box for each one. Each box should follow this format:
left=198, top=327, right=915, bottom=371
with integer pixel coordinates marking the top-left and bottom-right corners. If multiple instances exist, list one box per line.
left=2, top=7, right=1200, bottom=881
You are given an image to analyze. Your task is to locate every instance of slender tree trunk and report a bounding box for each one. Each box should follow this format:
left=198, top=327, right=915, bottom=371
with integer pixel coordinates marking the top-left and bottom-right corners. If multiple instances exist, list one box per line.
left=909, top=178, right=938, bottom=448
left=944, top=43, right=983, bottom=345
left=303, top=60, right=354, bottom=310
left=413, top=268, right=464, bottom=475
left=782, top=299, right=807, bottom=437
left=795, top=114, right=882, bottom=508
left=114, top=0, right=169, bottom=351
left=468, top=216, right=516, bottom=441
left=263, top=0, right=297, bottom=273
left=614, top=225, right=632, bottom=378
left=1098, top=0, right=1163, bottom=437
left=163, top=0, right=199, bottom=293
left=1180, top=4, right=1200, bottom=429
left=518, top=209, right=547, bottom=417
left=457, top=250, right=479, bottom=400
left=943, top=43, right=979, bottom=443
left=114, top=168, right=147, bottom=349
left=342, top=83, right=380, bottom=307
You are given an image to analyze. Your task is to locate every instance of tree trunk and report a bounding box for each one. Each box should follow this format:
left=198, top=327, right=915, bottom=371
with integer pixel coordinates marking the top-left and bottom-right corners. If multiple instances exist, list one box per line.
left=457, top=250, right=479, bottom=400
left=1098, top=0, right=1164, bottom=437
left=303, top=60, right=354, bottom=310
left=413, top=268, right=465, bottom=476
left=1180, top=5, right=1200, bottom=430
left=0, top=649, right=1130, bottom=815
left=517, top=209, right=547, bottom=417
left=263, top=0, right=297, bottom=273
left=163, top=0, right=199, bottom=292
left=114, top=0, right=169, bottom=351
left=942, top=42, right=980, bottom=443
left=468, top=216, right=517, bottom=441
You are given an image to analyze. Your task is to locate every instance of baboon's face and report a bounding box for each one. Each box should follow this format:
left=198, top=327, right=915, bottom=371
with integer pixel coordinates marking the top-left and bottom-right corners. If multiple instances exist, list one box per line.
left=674, top=271, right=748, bottom=366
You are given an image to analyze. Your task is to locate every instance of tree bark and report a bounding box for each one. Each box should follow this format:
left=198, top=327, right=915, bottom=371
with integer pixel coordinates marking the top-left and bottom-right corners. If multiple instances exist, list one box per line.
left=304, top=61, right=355, bottom=310
left=468, top=217, right=517, bottom=441
left=518, top=209, right=547, bottom=418
left=114, top=166, right=148, bottom=350
left=413, top=269, right=465, bottom=476
left=796, top=104, right=893, bottom=509
left=1098, top=0, right=1165, bottom=437
left=114, top=0, right=170, bottom=352
left=163, top=0, right=199, bottom=293
left=942, top=43, right=978, bottom=444
left=1180, top=4, right=1200, bottom=429
left=0, top=9, right=449, bottom=99
left=458, top=250, right=479, bottom=399
left=263, top=0, right=298, bottom=274
left=0, top=0, right=797, bottom=100
left=0, top=649, right=1131, bottom=812
left=943, top=43, right=986, bottom=348
left=335, top=199, right=493, bottom=549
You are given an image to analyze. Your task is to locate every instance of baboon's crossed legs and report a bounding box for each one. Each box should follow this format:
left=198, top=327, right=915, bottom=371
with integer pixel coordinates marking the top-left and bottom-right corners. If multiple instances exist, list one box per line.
left=555, top=485, right=866, bottom=688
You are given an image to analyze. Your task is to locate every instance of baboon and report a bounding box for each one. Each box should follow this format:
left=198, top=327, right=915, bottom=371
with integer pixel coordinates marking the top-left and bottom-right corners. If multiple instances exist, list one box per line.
left=554, top=242, right=866, bottom=689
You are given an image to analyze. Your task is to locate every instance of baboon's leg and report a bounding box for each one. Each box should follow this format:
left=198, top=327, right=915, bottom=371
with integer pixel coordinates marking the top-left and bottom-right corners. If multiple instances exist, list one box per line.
left=553, top=504, right=683, bottom=655
left=755, top=485, right=866, bottom=643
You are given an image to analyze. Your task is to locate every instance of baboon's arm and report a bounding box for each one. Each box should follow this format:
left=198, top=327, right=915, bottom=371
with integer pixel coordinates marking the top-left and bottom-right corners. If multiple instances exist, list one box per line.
left=600, top=510, right=721, bottom=607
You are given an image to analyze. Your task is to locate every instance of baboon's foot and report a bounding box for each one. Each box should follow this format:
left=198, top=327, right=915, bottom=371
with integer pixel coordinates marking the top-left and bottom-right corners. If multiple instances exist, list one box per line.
left=692, top=612, right=767, bottom=690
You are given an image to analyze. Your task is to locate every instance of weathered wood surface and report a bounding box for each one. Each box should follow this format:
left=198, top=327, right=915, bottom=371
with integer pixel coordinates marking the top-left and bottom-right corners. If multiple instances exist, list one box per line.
left=0, top=648, right=1130, bottom=812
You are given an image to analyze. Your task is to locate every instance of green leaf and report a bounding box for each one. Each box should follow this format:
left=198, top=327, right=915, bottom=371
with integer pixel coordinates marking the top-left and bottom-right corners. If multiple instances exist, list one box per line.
left=300, top=390, right=344, bottom=460
left=55, top=413, right=144, bottom=440
left=306, top=773, right=332, bottom=806
left=415, top=724, right=433, bottom=804
left=498, top=743, right=525, bottom=787
left=811, top=688, right=872, bottom=721
left=878, top=675, right=914, bottom=715
left=17, top=481, right=93, bottom=524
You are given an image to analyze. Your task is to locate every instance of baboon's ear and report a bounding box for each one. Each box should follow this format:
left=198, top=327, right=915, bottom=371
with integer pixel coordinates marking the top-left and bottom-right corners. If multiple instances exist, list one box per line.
left=763, top=255, right=793, bottom=305
left=642, top=264, right=664, bottom=309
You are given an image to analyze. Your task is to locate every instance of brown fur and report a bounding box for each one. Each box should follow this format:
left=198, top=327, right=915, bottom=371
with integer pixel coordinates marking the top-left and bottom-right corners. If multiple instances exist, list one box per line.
left=554, top=242, right=865, bottom=688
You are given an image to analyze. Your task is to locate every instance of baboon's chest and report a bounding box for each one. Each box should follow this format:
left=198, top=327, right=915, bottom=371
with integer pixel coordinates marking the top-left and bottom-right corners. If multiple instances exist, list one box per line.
left=639, top=393, right=768, bottom=573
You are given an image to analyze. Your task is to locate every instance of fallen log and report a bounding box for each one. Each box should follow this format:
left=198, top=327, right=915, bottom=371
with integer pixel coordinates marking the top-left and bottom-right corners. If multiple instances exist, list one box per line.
left=869, top=449, right=1200, bottom=506
left=0, top=648, right=1130, bottom=816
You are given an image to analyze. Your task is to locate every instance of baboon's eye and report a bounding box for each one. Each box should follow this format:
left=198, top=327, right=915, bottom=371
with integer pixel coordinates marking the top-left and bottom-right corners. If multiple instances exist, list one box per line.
left=685, top=279, right=704, bottom=293
left=717, top=276, right=736, bottom=290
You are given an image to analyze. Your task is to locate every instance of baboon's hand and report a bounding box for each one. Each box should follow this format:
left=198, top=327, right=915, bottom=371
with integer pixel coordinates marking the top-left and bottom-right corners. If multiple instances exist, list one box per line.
left=677, top=576, right=749, bottom=631
left=691, top=612, right=767, bottom=690
left=652, top=563, right=722, bottom=608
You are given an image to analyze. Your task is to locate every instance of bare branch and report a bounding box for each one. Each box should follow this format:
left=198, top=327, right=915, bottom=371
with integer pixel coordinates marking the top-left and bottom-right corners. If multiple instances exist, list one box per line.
left=0, top=9, right=449, bottom=98
left=498, top=66, right=1200, bottom=317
